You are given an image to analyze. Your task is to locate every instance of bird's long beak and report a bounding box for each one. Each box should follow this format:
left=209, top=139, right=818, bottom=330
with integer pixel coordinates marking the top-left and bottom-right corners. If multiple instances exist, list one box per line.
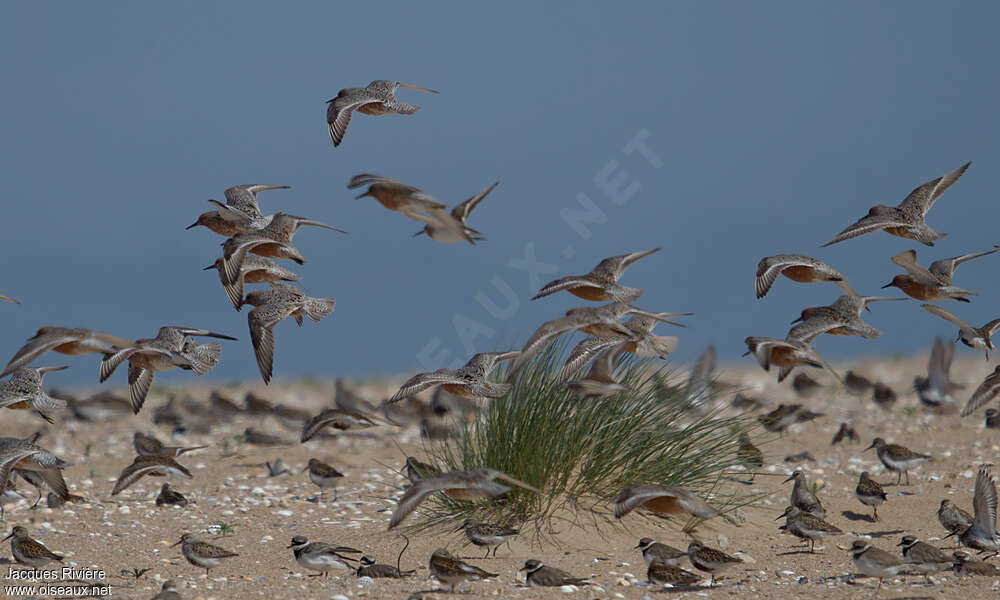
left=774, top=511, right=788, bottom=521
left=203, top=332, right=239, bottom=341
left=301, top=219, right=349, bottom=234
left=632, top=542, right=642, bottom=549
left=185, top=221, right=199, bottom=230
left=412, top=229, right=426, bottom=238
left=881, top=282, right=894, bottom=289
left=170, top=539, right=183, bottom=547
left=782, top=474, right=795, bottom=483
left=301, top=465, right=309, bottom=473
left=495, top=474, right=540, bottom=494
left=452, top=523, right=465, bottom=533
left=895, top=540, right=905, bottom=547
left=864, top=441, right=876, bottom=450
left=286, top=543, right=295, bottom=549
left=742, top=350, right=751, bottom=357
left=1, top=532, right=13, bottom=542
left=203, top=264, right=217, bottom=271
left=355, top=192, right=370, bottom=200
left=398, top=83, right=439, bottom=94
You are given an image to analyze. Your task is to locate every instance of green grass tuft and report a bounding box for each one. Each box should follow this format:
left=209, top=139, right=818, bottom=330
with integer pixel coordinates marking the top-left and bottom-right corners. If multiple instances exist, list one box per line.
left=408, top=342, right=758, bottom=540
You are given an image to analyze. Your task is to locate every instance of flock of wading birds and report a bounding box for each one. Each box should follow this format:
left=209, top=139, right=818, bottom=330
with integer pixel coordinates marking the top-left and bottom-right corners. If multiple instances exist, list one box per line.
left=1, top=80, right=1000, bottom=595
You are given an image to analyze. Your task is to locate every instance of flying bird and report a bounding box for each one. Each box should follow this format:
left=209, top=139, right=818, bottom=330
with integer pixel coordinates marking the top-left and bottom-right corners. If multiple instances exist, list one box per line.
left=0, top=366, right=69, bottom=423
left=508, top=303, right=691, bottom=378
left=533, top=248, right=661, bottom=303
left=204, top=254, right=300, bottom=311
left=413, top=182, right=498, bottom=244
left=99, top=326, right=237, bottom=413
left=882, top=247, right=996, bottom=302
left=111, top=454, right=192, bottom=496
left=823, top=162, right=971, bottom=246
left=389, top=351, right=519, bottom=404
left=327, top=80, right=438, bottom=147
left=755, top=254, right=852, bottom=299
left=220, top=213, right=346, bottom=284
left=187, top=184, right=290, bottom=236
left=1, top=327, right=134, bottom=377
left=243, top=283, right=336, bottom=384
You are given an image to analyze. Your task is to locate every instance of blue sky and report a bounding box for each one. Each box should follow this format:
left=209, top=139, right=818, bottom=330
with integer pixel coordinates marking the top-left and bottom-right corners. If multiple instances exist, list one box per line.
left=2, top=2, right=998, bottom=386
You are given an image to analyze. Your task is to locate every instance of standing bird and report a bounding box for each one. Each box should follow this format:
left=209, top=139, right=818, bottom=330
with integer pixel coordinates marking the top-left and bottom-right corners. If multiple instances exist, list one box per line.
left=428, top=548, right=496, bottom=592
left=326, top=80, right=438, bottom=147
left=897, top=535, right=951, bottom=582
left=783, top=471, right=824, bottom=519
left=848, top=540, right=906, bottom=591
left=938, top=499, right=974, bottom=540
left=647, top=559, right=701, bottom=587
left=532, top=248, right=661, bottom=303
left=921, top=304, right=1000, bottom=359
left=173, top=533, right=239, bottom=576
left=959, top=467, right=1000, bottom=558
left=412, top=182, right=498, bottom=244
left=520, top=559, right=590, bottom=587
left=3, top=525, right=63, bottom=567
left=388, top=468, right=539, bottom=529
left=823, top=161, right=971, bottom=246
left=866, top=438, right=930, bottom=485
left=455, top=519, right=519, bottom=558
left=754, top=254, right=851, bottom=299
left=963, top=365, right=1000, bottom=417
left=855, top=472, right=887, bottom=521
left=952, top=551, right=1000, bottom=575
left=0, top=365, right=69, bottom=423
left=1, top=327, right=133, bottom=377
left=155, top=483, right=188, bottom=507
left=304, top=458, right=343, bottom=501
left=389, top=351, right=519, bottom=404
left=243, top=283, right=336, bottom=384
left=187, top=184, right=290, bottom=236
left=736, top=432, right=764, bottom=482
left=99, top=326, right=237, bottom=413
left=776, top=505, right=842, bottom=553
left=356, top=555, right=415, bottom=578
left=686, top=540, right=742, bottom=586
left=287, top=536, right=360, bottom=576
left=221, top=213, right=346, bottom=283
left=635, top=537, right=686, bottom=566
left=831, top=422, right=859, bottom=445
left=204, top=255, right=300, bottom=311
left=882, top=248, right=995, bottom=302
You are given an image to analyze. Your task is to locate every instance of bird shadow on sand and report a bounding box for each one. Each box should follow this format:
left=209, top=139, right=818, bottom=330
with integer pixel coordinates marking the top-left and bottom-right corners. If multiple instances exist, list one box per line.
left=840, top=510, right=878, bottom=523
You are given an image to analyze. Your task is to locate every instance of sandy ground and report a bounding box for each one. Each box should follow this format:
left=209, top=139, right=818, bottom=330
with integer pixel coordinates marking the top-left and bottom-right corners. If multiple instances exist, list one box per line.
left=2, top=354, right=1000, bottom=600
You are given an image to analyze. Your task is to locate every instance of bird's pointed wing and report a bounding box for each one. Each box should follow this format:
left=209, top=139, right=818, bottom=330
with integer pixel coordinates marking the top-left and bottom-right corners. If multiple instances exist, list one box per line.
left=388, top=479, right=443, bottom=529
left=249, top=305, right=294, bottom=385
left=823, top=213, right=907, bottom=247
left=531, top=276, right=604, bottom=300
left=451, top=182, right=498, bottom=222
left=929, top=248, right=999, bottom=283
left=921, top=304, right=971, bottom=330
left=898, top=162, right=971, bottom=216
left=891, top=250, right=941, bottom=283
left=507, top=315, right=584, bottom=377
left=972, top=468, right=998, bottom=533
left=2, top=331, right=80, bottom=377
left=557, top=336, right=628, bottom=382
left=127, top=362, right=155, bottom=414
left=389, top=370, right=464, bottom=403
left=961, top=368, right=1000, bottom=417
left=327, top=92, right=377, bottom=147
